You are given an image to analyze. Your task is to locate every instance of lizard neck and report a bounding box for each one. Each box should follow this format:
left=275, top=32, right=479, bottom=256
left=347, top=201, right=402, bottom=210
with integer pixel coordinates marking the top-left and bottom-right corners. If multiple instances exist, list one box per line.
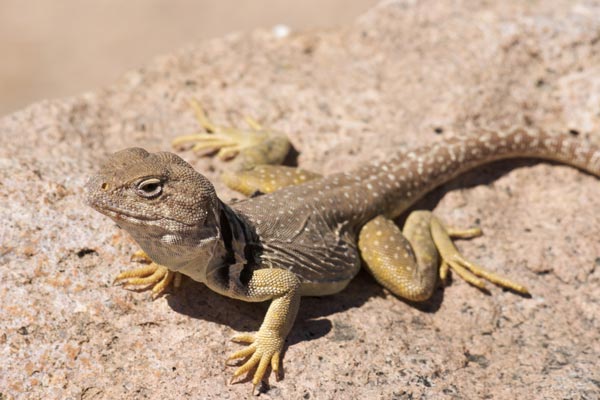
left=168, top=199, right=256, bottom=285
left=119, top=192, right=256, bottom=286
left=202, top=201, right=260, bottom=296
left=128, top=202, right=223, bottom=282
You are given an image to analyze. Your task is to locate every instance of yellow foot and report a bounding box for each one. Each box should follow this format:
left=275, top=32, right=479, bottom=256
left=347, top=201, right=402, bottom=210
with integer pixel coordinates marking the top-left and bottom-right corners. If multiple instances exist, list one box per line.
left=113, top=251, right=182, bottom=298
left=431, top=217, right=530, bottom=294
left=171, top=100, right=270, bottom=159
left=227, top=331, right=283, bottom=391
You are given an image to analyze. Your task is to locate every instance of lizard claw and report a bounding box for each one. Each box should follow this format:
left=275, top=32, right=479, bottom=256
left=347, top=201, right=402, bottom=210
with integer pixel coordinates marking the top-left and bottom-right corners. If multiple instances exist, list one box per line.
left=113, top=257, right=181, bottom=298
left=227, top=331, right=283, bottom=387
left=231, top=333, right=256, bottom=344
left=171, top=100, right=270, bottom=157
left=431, top=217, right=530, bottom=294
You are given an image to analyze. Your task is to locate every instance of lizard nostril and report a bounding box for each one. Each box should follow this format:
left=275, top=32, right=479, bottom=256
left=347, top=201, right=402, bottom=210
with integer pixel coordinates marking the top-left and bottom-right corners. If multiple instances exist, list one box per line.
left=101, top=182, right=109, bottom=190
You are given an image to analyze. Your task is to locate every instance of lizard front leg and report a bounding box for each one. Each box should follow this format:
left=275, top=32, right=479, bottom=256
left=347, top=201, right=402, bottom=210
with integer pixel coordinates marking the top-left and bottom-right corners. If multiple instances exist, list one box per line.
left=207, top=268, right=301, bottom=390
left=113, top=250, right=182, bottom=298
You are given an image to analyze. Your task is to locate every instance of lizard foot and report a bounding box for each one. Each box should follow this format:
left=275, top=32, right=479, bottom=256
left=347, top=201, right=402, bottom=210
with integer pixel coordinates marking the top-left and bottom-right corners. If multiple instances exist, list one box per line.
left=113, top=250, right=182, bottom=298
left=227, top=330, right=283, bottom=390
left=171, top=100, right=271, bottom=159
left=430, top=217, right=530, bottom=294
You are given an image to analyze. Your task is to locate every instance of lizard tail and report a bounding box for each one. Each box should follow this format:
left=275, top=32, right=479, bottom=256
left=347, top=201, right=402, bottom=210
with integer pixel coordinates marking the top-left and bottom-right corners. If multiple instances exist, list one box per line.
left=361, top=128, right=600, bottom=218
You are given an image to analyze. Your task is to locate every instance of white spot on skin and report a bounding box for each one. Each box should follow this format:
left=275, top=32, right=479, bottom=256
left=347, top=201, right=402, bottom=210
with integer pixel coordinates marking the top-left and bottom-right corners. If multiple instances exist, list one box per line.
left=161, top=234, right=181, bottom=244
left=514, top=134, right=522, bottom=144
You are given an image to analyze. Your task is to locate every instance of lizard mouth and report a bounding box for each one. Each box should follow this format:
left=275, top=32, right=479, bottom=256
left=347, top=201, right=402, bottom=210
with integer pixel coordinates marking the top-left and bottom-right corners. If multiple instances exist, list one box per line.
left=86, top=194, right=199, bottom=229
left=85, top=197, right=155, bottom=227
left=92, top=203, right=159, bottom=224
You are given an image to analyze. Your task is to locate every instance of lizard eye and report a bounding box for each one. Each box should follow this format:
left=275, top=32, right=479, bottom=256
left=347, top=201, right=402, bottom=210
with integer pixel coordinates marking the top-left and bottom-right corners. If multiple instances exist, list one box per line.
left=136, top=178, right=163, bottom=198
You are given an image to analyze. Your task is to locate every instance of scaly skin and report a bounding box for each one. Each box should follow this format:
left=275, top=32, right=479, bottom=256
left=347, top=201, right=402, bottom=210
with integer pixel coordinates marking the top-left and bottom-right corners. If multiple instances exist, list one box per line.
left=86, top=107, right=600, bottom=391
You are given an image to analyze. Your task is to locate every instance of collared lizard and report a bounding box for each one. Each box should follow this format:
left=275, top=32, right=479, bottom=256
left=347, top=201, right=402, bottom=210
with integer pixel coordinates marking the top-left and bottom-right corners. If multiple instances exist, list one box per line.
left=85, top=102, right=600, bottom=391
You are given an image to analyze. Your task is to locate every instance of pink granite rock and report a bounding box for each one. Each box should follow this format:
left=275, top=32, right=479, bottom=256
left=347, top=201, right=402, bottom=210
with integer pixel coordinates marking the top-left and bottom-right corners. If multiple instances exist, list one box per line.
left=1, top=1, right=599, bottom=398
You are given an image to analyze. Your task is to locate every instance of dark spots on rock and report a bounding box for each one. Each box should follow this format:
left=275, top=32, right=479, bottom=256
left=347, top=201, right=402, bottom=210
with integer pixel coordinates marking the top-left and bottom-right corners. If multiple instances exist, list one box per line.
left=76, top=248, right=97, bottom=258
left=331, top=320, right=357, bottom=342
left=534, top=269, right=552, bottom=275
left=410, top=315, right=426, bottom=327
left=138, top=321, right=159, bottom=327
left=433, top=127, right=444, bottom=135
left=568, top=129, right=580, bottom=137
left=464, top=351, right=490, bottom=368
left=21, top=244, right=36, bottom=257
left=416, top=374, right=433, bottom=387
left=393, top=390, right=414, bottom=398
left=443, top=384, right=459, bottom=395
left=460, top=304, right=474, bottom=315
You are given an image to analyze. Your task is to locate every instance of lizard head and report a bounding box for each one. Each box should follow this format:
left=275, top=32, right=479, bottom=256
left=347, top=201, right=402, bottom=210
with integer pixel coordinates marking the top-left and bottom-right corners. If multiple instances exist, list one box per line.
left=85, top=147, right=220, bottom=236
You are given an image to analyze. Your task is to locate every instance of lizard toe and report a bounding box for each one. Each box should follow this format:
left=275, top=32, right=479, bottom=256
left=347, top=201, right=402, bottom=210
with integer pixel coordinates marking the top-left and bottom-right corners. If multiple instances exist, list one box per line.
left=114, top=262, right=179, bottom=298
left=228, top=330, right=284, bottom=387
left=430, top=217, right=529, bottom=294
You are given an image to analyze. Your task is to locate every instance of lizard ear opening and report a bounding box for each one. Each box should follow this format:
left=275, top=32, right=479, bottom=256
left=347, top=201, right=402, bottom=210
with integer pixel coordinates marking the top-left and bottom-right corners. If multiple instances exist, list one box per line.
left=136, top=178, right=163, bottom=198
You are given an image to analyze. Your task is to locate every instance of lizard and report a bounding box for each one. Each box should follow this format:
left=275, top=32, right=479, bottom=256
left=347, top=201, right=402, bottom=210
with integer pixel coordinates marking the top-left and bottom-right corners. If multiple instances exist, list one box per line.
left=85, top=102, right=600, bottom=391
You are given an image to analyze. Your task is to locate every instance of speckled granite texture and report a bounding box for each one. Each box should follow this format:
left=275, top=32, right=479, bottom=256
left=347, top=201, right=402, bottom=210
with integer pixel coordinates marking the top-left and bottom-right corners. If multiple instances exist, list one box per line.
left=1, top=1, right=599, bottom=398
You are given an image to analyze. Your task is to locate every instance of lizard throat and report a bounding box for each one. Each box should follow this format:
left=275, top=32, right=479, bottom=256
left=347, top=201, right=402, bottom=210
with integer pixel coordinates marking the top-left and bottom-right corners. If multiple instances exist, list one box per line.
left=202, top=202, right=259, bottom=292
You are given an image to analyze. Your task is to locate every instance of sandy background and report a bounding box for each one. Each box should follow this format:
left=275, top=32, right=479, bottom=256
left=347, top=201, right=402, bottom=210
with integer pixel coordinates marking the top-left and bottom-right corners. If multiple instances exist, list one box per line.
left=0, top=0, right=375, bottom=116
left=1, top=0, right=599, bottom=399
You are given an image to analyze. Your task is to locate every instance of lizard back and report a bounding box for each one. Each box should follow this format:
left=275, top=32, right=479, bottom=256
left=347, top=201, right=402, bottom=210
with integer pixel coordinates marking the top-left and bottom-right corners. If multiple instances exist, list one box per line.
left=232, top=186, right=362, bottom=294
left=232, top=128, right=600, bottom=287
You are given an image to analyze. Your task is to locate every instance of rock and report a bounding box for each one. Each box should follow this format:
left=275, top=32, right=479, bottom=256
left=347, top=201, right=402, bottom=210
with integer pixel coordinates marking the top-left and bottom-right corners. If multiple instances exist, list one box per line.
left=1, top=1, right=599, bottom=398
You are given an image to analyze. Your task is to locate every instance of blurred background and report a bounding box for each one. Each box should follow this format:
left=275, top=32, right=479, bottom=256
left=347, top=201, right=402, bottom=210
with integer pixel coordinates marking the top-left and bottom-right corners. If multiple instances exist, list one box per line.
left=0, top=0, right=376, bottom=116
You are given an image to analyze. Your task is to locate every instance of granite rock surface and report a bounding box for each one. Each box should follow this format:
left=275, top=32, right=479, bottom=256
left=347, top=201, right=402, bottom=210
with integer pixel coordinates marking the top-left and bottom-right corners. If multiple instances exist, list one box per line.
left=1, top=1, right=599, bottom=398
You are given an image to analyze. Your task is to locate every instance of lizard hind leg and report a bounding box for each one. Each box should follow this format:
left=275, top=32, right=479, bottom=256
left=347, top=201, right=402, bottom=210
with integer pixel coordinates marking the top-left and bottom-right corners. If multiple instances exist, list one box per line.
left=171, top=100, right=291, bottom=167
left=358, top=214, right=440, bottom=302
left=171, top=100, right=322, bottom=197
left=358, top=211, right=529, bottom=302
